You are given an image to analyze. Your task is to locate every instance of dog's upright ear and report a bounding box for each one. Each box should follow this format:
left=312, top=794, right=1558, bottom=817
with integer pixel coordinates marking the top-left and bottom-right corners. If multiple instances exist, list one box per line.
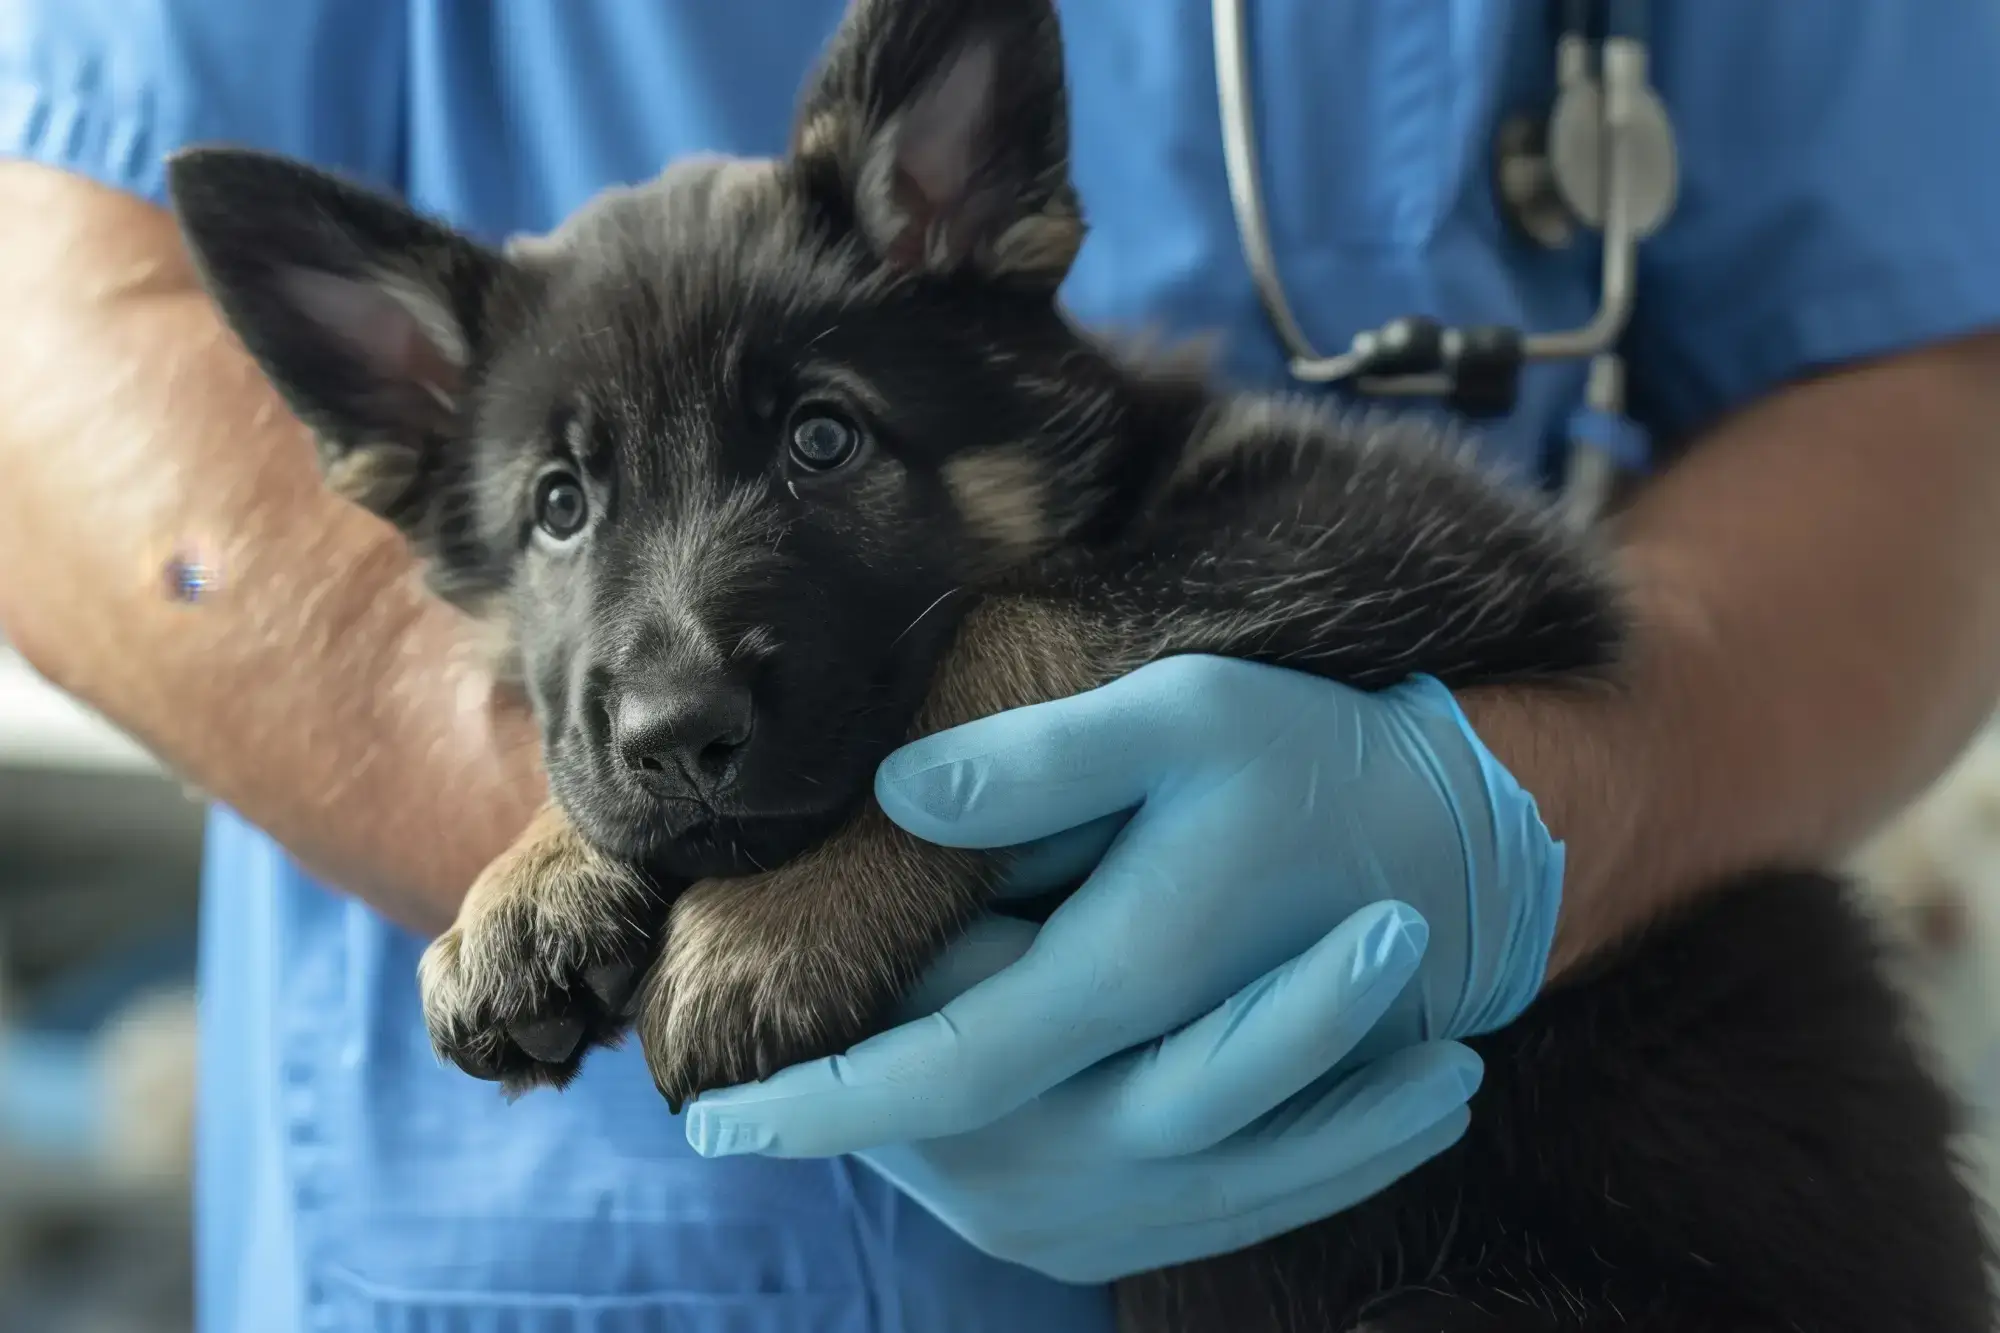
left=164, top=147, right=513, bottom=530
left=790, top=0, right=1082, bottom=287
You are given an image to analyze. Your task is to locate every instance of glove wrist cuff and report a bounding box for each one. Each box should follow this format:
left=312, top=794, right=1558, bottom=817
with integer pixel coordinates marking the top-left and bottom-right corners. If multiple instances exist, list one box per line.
left=1400, top=675, right=1567, bottom=1038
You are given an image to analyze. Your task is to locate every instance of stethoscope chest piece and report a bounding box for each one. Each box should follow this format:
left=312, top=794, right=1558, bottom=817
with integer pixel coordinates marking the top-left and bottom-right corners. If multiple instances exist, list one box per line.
left=1509, top=0, right=1682, bottom=253
left=1548, top=80, right=1678, bottom=243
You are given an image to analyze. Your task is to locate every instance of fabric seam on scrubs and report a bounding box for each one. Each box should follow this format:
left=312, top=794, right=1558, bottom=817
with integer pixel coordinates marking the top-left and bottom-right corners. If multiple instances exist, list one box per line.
left=318, top=1260, right=870, bottom=1312
left=0, top=84, right=175, bottom=203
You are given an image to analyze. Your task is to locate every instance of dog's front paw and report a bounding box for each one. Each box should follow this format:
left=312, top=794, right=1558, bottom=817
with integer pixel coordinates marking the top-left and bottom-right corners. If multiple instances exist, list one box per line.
left=630, top=872, right=911, bottom=1110
left=419, top=805, right=671, bottom=1094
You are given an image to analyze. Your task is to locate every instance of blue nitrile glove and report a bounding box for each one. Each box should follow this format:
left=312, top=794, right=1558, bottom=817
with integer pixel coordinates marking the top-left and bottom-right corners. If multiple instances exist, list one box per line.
left=685, top=655, right=1565, bottom=1281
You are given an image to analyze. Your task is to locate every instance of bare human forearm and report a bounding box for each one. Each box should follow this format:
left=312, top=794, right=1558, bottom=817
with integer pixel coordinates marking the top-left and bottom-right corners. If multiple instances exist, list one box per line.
left=0, top=164, right=541, bottom=936
left=1463, top=330, right=2000, bottom=982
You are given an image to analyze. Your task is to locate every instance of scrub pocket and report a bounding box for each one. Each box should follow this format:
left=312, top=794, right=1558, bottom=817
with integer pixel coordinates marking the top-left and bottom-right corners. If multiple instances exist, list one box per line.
left=291, top=908, right=877, bottom=1332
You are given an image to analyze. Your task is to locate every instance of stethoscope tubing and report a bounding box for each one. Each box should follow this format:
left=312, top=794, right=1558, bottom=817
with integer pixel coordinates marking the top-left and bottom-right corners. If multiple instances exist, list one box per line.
left=1210, top=0, right=1667, bottom=525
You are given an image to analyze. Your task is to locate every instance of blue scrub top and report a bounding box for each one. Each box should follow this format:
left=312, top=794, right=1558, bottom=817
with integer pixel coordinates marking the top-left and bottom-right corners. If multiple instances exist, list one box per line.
left=8, top=3, right=2000, bottom=1330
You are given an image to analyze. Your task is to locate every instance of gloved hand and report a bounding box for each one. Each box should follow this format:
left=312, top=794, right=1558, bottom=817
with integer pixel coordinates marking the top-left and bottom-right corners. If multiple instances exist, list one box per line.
left=685, top=655, right=1566, bottom=1281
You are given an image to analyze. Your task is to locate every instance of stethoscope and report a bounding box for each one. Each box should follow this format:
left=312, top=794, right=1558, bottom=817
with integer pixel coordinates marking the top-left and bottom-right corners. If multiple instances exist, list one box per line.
left=1213, top=0, right=1680, bottom=527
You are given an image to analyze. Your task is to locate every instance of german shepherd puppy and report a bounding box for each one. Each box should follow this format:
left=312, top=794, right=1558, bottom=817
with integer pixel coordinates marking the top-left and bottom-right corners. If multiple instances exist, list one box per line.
left=164, top=0, right=1991, bottom=1327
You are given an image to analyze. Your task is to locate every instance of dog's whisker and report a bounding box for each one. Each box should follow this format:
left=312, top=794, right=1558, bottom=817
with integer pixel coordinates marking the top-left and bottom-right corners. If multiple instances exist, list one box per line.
left=890, top=586, right=963, bottom=649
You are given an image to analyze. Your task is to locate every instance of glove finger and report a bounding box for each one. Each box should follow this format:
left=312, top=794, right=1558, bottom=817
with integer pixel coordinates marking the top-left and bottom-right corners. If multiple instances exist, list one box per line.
left=862, top=1041, right=1478, bottom=1282
left=683, top=899, right=1424, bottom=1159
left=990, top=811, right=1131, bottom=899
left=847, top=902, right=1428, bottom=1172
left=1041, top=905, right=1429, bottom=1160
left=1030, top=1088, right=1474, bottom=1284
left=873, top=656, right=1250, bottom=851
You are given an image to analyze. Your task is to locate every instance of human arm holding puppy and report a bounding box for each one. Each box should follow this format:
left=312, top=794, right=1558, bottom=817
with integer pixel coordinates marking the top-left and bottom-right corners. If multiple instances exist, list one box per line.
left=0, top=163, right=541, bottom=936
left=1482, top=333, right=2000, bottom=983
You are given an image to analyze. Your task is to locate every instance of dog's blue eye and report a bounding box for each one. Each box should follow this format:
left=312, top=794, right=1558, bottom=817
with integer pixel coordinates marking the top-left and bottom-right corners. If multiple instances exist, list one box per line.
left=790, top=414, right=860, bottom=471
left=534, top=472, right=589, bottom=540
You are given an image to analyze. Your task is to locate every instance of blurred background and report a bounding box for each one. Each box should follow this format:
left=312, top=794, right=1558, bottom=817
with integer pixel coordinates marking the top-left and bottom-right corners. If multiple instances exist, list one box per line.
left=1, top=643, right=1998, bottom=1333
left=0, top=640, right=200, bottom=1333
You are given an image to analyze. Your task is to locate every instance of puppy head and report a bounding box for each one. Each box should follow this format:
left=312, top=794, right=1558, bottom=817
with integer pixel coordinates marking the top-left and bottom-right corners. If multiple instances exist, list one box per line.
left=166, top=0, right=1126, bottom=879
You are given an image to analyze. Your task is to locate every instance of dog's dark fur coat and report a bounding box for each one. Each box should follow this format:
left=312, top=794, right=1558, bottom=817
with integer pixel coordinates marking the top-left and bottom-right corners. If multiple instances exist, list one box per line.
left=165, top=0, right=1992, bottom=1328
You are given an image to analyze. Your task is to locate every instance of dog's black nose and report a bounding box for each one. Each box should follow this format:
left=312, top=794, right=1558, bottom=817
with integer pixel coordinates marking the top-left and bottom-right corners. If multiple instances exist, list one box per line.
left=612, top=671, right=755, bottom=795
